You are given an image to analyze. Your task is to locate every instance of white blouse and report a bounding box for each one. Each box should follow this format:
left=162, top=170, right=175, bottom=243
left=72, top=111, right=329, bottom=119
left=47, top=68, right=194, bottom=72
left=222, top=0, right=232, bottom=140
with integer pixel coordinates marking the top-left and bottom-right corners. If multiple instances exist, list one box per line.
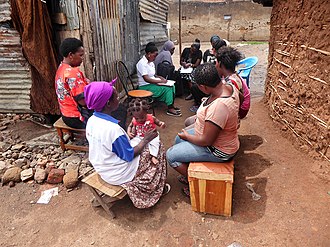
left=136, top=55, right=157, bottom=86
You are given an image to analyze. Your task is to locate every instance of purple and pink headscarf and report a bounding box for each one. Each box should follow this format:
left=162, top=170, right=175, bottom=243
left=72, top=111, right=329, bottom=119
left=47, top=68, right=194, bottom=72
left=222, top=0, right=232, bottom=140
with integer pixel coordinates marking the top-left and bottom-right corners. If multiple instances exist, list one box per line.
left=84, top=78, right=117, bottom=112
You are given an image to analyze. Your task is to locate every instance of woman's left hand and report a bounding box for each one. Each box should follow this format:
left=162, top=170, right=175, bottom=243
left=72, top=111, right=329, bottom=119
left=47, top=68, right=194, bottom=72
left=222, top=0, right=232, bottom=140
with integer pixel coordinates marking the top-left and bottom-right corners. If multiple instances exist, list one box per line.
left=178, top=129, right=189, bottom=141
left=144, top=129, right=158, bottom=143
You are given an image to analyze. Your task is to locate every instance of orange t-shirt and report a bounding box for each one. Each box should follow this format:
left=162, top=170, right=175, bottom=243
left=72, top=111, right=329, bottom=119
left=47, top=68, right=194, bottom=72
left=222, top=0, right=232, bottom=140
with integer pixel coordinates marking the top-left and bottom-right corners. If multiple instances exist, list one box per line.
left=55, top=63, right=89, bottom=120
left=194, top=85, right=240, bottom=154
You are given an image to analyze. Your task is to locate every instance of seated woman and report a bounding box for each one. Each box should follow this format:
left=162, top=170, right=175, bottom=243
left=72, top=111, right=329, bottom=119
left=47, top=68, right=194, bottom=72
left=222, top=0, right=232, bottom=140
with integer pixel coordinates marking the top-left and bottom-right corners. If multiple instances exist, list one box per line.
left=136, top=42, right=181, bottom=117
left=154, top=40, right=175, bottom=72
left=190, top=36, right=228, bottom=113
left=215, top=47, right=250, bottom=119
left=203, top=35, right=230, bottom=64
left=55, top=38, right=91, bottom=129
left=180, top=39, right=202, bottom=100
left=85, top=81, right=170, bottom=208
left=166, top=63, right=240, bottom=197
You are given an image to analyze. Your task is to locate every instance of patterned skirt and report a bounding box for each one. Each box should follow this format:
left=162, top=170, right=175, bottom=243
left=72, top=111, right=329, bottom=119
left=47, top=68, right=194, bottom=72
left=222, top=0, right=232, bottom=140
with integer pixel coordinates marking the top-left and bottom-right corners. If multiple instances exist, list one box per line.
left=121, top=142, right=167, bottom=208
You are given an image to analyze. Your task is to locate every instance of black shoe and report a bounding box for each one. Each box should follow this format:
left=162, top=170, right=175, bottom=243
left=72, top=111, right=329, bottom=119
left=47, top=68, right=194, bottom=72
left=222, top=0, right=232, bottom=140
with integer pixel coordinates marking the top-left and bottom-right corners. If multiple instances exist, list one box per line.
left=166, top=110, right=182, bottom=117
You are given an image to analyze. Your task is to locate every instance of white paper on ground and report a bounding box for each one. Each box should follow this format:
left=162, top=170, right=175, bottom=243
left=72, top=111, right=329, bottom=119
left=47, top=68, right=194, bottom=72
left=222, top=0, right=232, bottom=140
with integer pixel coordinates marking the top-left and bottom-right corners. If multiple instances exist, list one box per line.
left=36, top=187, right=59, bottom=204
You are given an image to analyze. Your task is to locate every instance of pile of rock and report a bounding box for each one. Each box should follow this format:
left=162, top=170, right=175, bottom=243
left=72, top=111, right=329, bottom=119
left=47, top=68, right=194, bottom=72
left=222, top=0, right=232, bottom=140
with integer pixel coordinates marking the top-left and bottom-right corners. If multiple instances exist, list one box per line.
left=0, top=113, right=93, bottom=189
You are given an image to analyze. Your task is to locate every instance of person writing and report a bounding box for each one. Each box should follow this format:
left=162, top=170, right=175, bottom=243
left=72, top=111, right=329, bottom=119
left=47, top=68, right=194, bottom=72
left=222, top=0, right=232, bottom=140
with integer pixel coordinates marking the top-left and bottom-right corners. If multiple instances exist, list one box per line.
left=180, top=39, right=202, bottom=101
left=85, top=81, right=170, bottom=208
left=166, top=63, right=240, bottom=197
left=55, top=38, right=91, bottom=129
left=136, top=42, right=181, bottom=117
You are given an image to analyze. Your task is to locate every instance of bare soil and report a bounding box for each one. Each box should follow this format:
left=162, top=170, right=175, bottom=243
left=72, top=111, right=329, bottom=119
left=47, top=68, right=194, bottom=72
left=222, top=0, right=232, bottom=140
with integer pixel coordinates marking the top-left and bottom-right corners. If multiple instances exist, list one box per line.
left=0, top=44, right=329, bottom=247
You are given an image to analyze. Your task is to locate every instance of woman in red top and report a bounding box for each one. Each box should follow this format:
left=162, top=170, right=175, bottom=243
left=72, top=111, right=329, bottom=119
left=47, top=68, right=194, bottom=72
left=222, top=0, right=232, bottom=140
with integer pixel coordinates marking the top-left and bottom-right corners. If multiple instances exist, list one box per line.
left=55, top=38, right=90, bottom=129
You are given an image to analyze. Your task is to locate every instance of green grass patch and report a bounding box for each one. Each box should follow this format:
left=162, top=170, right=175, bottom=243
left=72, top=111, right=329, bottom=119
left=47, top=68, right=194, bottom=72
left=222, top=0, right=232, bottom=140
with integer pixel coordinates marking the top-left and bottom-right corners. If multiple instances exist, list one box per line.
left=244, top=41, right=268, bottom=45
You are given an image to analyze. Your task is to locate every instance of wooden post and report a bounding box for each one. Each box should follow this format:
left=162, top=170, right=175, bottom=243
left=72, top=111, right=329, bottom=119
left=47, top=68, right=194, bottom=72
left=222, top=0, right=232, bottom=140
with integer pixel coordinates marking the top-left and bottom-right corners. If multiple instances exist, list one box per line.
left=178, top=0, right=182, bottom=56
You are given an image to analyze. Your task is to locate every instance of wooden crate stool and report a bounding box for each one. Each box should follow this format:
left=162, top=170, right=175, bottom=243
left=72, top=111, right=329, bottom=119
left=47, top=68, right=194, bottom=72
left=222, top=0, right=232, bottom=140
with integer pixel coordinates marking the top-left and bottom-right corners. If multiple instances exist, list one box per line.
left=188, top=160, right=234, bottom=217
left=53, top=117, right=88, bottom=152
left=82, top=172, right=127, bottom=218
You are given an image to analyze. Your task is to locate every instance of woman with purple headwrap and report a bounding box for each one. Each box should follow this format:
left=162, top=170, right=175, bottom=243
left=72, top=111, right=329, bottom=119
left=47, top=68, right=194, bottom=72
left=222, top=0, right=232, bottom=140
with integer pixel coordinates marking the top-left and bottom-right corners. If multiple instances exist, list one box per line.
left=85, top=81, right=170, bottom=209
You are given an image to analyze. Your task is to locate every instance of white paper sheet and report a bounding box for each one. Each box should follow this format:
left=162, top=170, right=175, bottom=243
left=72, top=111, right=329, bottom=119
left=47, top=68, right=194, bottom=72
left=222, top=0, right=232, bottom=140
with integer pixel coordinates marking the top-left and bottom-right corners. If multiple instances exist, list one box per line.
left=36, top=187, right=59, bottom=204
left=180, top=67, right=193, bottom=74
left=158, top=80, right=175, bottom=87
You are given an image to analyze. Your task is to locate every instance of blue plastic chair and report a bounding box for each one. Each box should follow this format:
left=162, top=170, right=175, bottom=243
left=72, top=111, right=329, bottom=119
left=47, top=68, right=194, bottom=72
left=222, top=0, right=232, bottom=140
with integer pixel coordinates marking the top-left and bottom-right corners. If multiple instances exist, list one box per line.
left=236, top=57, right=258, bottom=88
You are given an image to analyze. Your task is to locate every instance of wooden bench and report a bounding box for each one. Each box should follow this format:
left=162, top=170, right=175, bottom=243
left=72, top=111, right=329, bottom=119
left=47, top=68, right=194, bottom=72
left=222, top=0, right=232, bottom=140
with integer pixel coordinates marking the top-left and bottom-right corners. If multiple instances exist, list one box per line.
left=53, top=117, right=88, bottom=152
left=188, top=160, right=234, bottom=217
left=82, top=172, right=127, bottom=218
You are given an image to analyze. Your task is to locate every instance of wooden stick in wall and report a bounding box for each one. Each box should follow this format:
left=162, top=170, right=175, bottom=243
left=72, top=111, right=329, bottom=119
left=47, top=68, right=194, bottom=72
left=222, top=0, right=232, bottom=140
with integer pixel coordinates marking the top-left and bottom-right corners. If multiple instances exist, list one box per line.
left=278, top=79, right=288, bottom=87
left=274, top=57, right=292, bottom=68
left=271, top=107, right=313, bottom=146
left=311, top=114, right=329, bottom=129
left=269, top=86, right=328, bottom=129
left=279, top=70, right=288, bottom=77
left=301, top=45, right=330, bottom=56
left=276, top=49, right=291, bottom=57
left=308, top=75, right=328, bottom=85
left=278, top=85, right=287, bottom=91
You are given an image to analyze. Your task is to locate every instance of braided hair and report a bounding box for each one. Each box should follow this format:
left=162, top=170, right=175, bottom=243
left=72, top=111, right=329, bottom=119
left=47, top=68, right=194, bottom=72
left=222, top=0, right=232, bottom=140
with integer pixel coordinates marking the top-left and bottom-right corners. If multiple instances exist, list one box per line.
left=128, top=98, right=149, bottom=115
left=216, top=46, right=243, bottom=72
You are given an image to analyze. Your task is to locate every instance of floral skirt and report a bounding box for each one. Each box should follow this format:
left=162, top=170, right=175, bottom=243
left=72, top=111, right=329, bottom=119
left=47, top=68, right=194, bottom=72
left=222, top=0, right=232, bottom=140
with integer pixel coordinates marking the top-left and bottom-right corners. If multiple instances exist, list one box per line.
left=121, top=142, right=167, bottom=208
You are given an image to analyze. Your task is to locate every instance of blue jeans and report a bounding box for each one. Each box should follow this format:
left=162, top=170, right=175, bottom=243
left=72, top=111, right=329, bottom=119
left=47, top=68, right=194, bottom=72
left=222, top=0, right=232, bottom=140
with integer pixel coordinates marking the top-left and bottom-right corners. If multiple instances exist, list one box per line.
left=166, top=129, right=235, bottom=168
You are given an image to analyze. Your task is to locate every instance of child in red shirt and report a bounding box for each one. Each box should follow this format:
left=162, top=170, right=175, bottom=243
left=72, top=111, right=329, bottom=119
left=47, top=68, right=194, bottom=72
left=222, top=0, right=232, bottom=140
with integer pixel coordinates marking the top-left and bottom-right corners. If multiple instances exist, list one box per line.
left=127, top=99, right=166, bottom=163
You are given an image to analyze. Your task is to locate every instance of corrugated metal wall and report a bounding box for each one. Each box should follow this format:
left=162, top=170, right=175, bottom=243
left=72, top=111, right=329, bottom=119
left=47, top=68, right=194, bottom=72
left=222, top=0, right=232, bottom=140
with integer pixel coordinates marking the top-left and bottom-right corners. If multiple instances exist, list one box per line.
left=88, top=0, right=122, bottom=82
left=0, top=0, right=11, bottom=22
left=140, top=0, right=169, bottom=24
left=0, top=1, right=32, bottom=113
left=139, top=0, right=169, bottom=51
left=139, top=22, right=168, bottom=49
left=118, top=1, right=140, bottom=74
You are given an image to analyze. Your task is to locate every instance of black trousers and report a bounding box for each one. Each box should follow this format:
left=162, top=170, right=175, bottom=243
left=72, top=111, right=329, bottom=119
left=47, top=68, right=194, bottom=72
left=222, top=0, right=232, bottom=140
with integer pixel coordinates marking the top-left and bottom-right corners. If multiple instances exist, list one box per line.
left=191, top=83, right=208, bottom=105
left=62, top=116, right=86, bottom=129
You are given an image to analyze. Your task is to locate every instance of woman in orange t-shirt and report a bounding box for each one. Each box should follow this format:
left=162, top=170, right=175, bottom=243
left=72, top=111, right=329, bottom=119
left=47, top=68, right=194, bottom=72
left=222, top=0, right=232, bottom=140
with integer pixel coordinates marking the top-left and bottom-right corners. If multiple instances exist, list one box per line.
left=166, top=63, right=240, bottom=196
left=55, top=38, right=91, bottom=129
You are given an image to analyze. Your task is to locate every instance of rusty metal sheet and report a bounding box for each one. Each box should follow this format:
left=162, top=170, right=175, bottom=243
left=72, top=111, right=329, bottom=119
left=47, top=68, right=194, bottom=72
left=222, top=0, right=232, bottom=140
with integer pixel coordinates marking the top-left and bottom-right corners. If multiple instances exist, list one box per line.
left=0, top=27, right=32, bottom=113
left=50, top=0, right=80, bottom=30
left=88, top=0, right=121, bottom=82
left=0, top=0, right=11, bottom=22
left=139, top=21, right=168, bottom=50
left=118, top=1, right=140, bottom=74
left=139, top=0, right=169, bottom=24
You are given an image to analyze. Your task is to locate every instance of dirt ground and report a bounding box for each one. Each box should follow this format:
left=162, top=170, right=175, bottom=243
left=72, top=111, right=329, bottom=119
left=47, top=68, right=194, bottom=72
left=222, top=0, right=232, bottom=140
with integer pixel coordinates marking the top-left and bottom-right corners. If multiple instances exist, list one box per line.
left=0, top=43, right=329, bottom=247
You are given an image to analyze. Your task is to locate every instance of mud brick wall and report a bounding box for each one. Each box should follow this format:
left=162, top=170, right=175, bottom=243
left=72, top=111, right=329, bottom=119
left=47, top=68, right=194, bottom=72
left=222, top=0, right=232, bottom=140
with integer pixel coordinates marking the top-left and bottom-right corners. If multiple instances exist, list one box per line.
left=168, top=0, right=271, bottom=42
left=265, top=0, right=330, bottom=161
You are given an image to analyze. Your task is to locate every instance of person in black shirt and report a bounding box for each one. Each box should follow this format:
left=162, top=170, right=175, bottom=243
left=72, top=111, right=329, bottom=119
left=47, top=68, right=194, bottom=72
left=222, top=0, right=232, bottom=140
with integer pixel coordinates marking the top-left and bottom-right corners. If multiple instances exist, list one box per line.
left=179, top=39, right=202, bottom=100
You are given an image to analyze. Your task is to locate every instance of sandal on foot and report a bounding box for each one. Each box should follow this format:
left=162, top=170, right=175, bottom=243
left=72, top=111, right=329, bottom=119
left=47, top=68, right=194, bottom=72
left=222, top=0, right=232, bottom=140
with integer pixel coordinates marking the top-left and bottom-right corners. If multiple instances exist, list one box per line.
left=177, top=175, right=189, bottom=185
left=166, top=110, right=182, bottom=117
left=162, top=183, right=171, bottom=196
left=182, top=186, right=190, bottom=198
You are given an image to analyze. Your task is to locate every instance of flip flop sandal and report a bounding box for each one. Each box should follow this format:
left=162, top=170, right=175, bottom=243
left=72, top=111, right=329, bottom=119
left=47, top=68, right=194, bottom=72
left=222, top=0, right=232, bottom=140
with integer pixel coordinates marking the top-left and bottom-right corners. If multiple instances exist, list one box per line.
left=162, top=183, right=171, bottom=196
left=177, top=175, right=189, bottom=185
left=182, top=186, right=190, bottom=198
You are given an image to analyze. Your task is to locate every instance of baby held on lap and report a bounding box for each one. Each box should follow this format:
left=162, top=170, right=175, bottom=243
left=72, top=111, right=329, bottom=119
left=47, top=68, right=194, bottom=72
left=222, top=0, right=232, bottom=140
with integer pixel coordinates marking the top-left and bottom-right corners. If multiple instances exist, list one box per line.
left=127, top=98, right=166, bottom=164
